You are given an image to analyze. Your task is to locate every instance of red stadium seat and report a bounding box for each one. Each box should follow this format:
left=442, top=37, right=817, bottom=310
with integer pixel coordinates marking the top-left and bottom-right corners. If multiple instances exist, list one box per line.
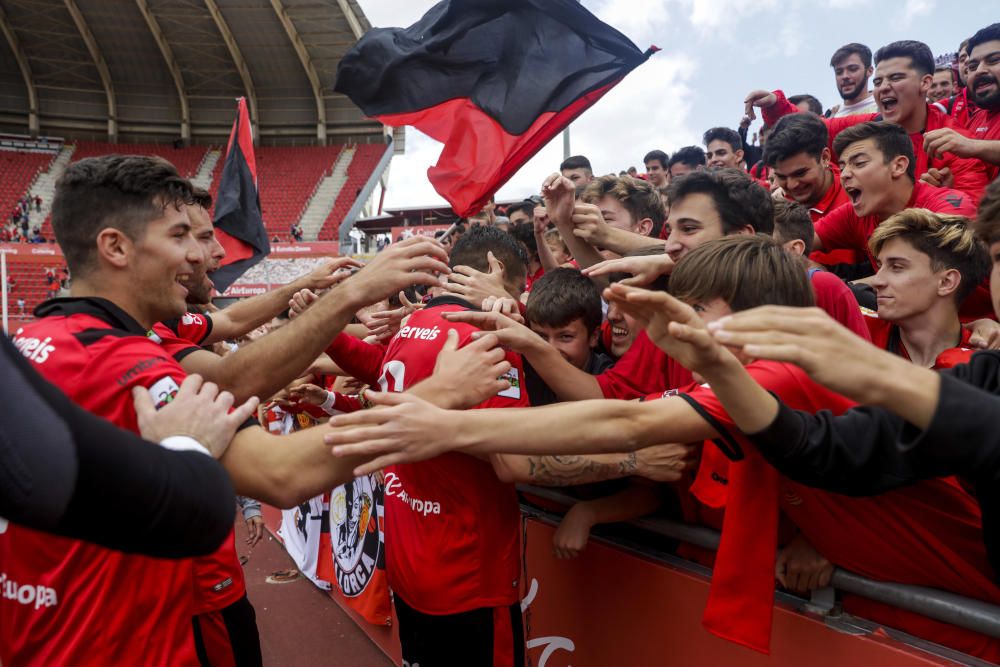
left=317, top=144, right=384, bottom=241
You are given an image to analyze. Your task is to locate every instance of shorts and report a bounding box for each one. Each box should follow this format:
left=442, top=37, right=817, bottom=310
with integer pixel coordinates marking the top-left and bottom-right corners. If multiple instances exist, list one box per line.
left=192, top=594, right=262, bottom=667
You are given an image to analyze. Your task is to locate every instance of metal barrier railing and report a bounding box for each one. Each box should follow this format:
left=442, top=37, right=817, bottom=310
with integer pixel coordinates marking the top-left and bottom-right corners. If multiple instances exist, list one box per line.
left=517, top=485, right=1000, bottom=640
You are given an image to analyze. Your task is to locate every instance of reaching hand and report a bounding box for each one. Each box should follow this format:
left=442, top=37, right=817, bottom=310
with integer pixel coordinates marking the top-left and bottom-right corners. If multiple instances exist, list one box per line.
left=542, top=173, right=577, bottom=227
left=965, top=318, right=1000, bottom=350
left=603, top=284, right=735, bottom=374
left=447, top=252, right=513, bottom=304
left=584, top=254, right=674, bottom=286
left=134, top=374, right=260, bottom=459
left=286, top=383, right=330, bottom=406
left=325, top=391, right=458, bottom=476
left=366, top=291, right=424, bottom=341
left=635, top=443, right=699, bottom=482
left=245, top=515, right=265, bottom=548
left=482, top=295, right=525, bottom=324
left=305, top=256, right=364, bottom=291
left=743, top=89, right=778, bottom=121
left=568, top=202, right=611, bottom=247
left=919, top=166, right=954, bottom=190
left=443, top=309, right=544, bottom=355
left=288, top=288, right=320, bottom=320
left=347, top=236, right=450, bottom=305
left=532, top=206, right=551, bottom=236
left=431, top=328, right=513, bottom=408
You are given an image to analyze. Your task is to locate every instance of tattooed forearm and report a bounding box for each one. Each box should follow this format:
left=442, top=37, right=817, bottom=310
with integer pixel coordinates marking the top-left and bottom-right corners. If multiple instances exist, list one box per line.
left=525, top=452, right=636, bottom=486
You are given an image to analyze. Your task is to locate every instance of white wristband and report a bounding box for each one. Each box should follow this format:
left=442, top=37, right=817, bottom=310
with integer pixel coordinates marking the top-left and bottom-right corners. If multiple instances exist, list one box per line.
left=160, top=435, right=212, bottom=457
left=320, top=391, right=339, bottom=415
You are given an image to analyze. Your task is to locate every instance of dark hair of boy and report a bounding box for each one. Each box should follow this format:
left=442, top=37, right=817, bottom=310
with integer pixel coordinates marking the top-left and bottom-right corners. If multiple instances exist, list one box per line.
left=668, top=146, right=707, bottom=170
left=772, top=199, right=816, bottom=255
left=831, top=121, right=917, bottom=181
left=703, top=127, right=743, bottom=151
left=666, top=168, right=775, bottom=235
left=669, top=235, right=815, bottom=312
left=526, top=268, right=603, bottom=333
left=450, top=225, right=528, bottom=290
left=509, top=221, right=539, bottom=261
left=52, top=154, right=194, bottom=276
left=643, top=149, right=669, bottom=169
left=560, top=155, right=592, bottom=173
left=787, top=94, right=824, bottom=115
left=874, top=40, right=936, bottom=77
left=830, top=42, right=873, bottom=69
left=763, top=113, right=829, bottom=166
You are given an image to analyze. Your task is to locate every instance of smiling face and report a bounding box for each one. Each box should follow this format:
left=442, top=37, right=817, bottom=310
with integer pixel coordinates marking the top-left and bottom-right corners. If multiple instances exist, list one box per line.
left=706, top=140, right=744, bottom=170
left=833, top=52, right=873, bottom=103
left=183, top=204, right=225, bottom=304
left=664, top=192, right=728, bottom=263
left=871, top=237, right=954, bottom=322
left=530, top=318, right=597, bottom=369
left=968, top=40, right=1000, bottom=110
left=131, top=202, right=203, bottom=324
left=872, top=57, right=931, bottom=130
left=605, top=299, right=638, bottom=358
left=928, top=69, right=956, bottom=103
left=772, top=150, right=832, bottom=208
left=838, top=139, right=909, bottom=219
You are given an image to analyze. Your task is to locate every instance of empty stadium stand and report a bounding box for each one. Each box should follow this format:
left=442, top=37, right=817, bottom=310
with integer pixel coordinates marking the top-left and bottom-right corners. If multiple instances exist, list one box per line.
left=318, top=144, right=385, bottom=241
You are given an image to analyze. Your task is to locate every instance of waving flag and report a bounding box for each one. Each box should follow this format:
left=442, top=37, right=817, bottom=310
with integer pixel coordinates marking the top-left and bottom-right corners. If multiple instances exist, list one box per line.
left=210, top=97, right=270, bottom=293
left=334, top=0, right=656, bottom=217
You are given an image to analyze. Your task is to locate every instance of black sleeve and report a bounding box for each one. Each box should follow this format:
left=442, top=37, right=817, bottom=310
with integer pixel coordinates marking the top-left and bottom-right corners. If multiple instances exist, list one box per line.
left=745, top=399, right=917, bottom=496
left=0, top=336, right=235, bottom=558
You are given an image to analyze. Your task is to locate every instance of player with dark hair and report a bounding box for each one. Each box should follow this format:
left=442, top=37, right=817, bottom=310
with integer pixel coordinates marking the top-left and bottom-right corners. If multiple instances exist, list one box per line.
left=787, top=94, right=823, bottom=115
left=560, top=154, right=594, bottom=186
left=667, top=145, right=707, bottom=180
left=703, top=127, right=745, bottom=169
left=643, top=149, right=670, bottom=189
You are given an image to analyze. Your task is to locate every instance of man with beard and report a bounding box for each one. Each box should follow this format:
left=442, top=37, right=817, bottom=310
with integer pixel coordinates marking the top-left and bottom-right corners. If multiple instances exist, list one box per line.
left=830, top=43, right=878, bottom=117
left=747, top=40, right=990, bottom=200
left=923, top=24, right=1000, bottom=182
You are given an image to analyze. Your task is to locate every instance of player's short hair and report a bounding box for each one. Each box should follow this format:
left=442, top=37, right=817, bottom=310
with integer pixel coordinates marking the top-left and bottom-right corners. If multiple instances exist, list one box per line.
left=787, top=94, right=824, bottom=115
left=450, top=225, right=528, bottom=288
left=191, top=186, right=213, bottom=210
left=526, top=268, right=603, bottom=333
left=968, top=23, right=1000, bottom=54
left=52, top=155, right=194, bottom=276
left=643, top=150, right=669, bottom=169
left=772, top=199, right=816, bottom=255
left=669, top=235, right=814, bottom=311
left=666, top=168, right=775, bottom=235
left=875, top=40, right=935, bottom=77
left=973, top=178, right=1000, bottom=245
left=581, top=175, right=667, bottom=238
left=832, top=121, right=916, bottom=181
left=668, top=146, right=707, bottom=170
left=870, top=209, right=989, bottom=304
left=830, top=43, right=873, bottom=69
left=506, top=201, right=535, bottom=220
left=763, top=113, right=829, bottom=166
left=560, top=155, right=592, bottom=174
left=703, top=127, right=743, bottom=152
left=508, top=221, right=539, bottom=261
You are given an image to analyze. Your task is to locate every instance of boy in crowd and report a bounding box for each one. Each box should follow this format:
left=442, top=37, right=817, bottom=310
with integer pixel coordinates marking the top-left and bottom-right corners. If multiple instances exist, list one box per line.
left=703, top=127, right=745, bottom=170
left=929, top=66, right=958, bottom=104
left=667, top=145, right=706, bottom=180
left=864, top=210, right=989, bottom=368
left=830, top=43, right=878, bottom=117
left=560, top=154, right=594, bottom=186
left=643, top=149, right=670, bottom=189
left=747, top=40, right=990, bottom=199
left=328, top=236, right=1000, bottom=661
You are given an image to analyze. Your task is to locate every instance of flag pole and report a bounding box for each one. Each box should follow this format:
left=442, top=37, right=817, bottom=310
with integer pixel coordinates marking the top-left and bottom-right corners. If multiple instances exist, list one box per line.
left=1, top=251, right=8, bottom=334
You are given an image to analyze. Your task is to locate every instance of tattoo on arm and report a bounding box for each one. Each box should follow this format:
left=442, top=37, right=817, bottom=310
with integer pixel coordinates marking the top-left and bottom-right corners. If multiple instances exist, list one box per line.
left=525, top=452, right=638, bottom=486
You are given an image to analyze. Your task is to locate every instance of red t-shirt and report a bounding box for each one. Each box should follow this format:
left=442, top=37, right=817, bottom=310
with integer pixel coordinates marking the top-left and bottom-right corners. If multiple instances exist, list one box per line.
left=2, top=298, right=199, bottom=666
left=952, top=87, right=979, bottom=135
left=763, top=90, right=990, bottom=200
left=685, top=361, right=1000, bottom=660
left=525, top=265, right=545, bottom=292
left=149, top=311, right=213, bottom=361
left=864, top=314, right=975, bottom=369
left=380, top=297, right=528, bottom=614
left=965, top=106, right=1000, bottom=181
left=801, top=166, right=858, bottom=267
left=596, top=331, right=693, bottom=399
left=808, top=269, right=871, bottom=341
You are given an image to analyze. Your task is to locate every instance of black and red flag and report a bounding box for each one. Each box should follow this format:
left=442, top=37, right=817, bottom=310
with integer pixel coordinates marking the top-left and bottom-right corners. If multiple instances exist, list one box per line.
left=334, top=0, right=656, bottom=217
left=210, top=97, right=270, bottom=293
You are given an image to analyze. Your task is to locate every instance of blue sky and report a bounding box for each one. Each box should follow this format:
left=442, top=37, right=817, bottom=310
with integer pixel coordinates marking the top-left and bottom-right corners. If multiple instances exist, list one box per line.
left=355, top=0, right=993, bottom=210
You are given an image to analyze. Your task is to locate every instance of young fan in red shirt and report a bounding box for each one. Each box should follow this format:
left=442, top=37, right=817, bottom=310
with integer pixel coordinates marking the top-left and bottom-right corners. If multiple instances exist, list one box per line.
left=748, top=40, right=990, bottom=200
left=863, top=209, right=989, bottom=369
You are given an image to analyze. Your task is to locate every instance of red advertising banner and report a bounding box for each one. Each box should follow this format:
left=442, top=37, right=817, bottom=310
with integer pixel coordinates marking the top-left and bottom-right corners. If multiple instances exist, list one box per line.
left=389, top=225, right=451, bottom=241
left=0, top=243, right=63, bottom=262
left=0, top=242, right=339, bottom=260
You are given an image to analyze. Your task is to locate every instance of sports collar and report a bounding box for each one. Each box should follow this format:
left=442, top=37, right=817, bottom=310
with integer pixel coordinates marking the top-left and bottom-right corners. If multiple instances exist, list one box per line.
left=34, top=297, right=149, bottom=335
left=424, top=295, right=479, bottom=311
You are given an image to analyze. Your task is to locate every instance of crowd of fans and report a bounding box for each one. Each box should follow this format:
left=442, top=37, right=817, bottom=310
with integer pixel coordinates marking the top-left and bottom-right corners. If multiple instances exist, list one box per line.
left=3, top=19, right=1000, bottom=667
left=3, top=193, right=46, bottom=243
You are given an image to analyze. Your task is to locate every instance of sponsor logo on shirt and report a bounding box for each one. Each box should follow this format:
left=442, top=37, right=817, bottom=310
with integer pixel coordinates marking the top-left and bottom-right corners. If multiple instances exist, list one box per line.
left=11, top=330, right=56, bottom=364
left=0, top=572, right=58, bottom=610
left=395, top=324, right=441, bottom=341
left=146, top=329, right=163, bottom=344
left=944, top=194, right=964, bottom=209
left=117, top=357, right=167, bottom=387
left=498, top=367, right=521, bottom=399
left=148, top=376, right=181, bottom=410
left=384, top=472, right=441, bottom=516
left=181, top=313, right=202, bottom=327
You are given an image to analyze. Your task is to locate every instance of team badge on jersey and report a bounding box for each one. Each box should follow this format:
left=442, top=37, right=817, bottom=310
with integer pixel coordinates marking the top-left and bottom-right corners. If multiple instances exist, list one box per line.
left=148, top=376, right=180, bottom=410
left=497, top=367, right=521, bottom=399
left=330, top=475, right=384, bottom=598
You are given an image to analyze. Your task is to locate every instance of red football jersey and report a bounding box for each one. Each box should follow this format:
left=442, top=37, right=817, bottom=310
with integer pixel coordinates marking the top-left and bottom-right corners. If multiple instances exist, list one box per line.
left=2, top=298, right=199, bottom=666
left=596, top=331, right=694, bottom=399
left=801, top=166, right=859, bottom=267
left=964, top=106, right=1000, bottom=181
left=685, top=361, right=1000, bottom=660
left=149, top=311, right=212, bottom=361
left=864, top=314, right=975, bottom=369
left=808, top=269, right=871, bottom=341
left=380, top=296, right=528, bottom=614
